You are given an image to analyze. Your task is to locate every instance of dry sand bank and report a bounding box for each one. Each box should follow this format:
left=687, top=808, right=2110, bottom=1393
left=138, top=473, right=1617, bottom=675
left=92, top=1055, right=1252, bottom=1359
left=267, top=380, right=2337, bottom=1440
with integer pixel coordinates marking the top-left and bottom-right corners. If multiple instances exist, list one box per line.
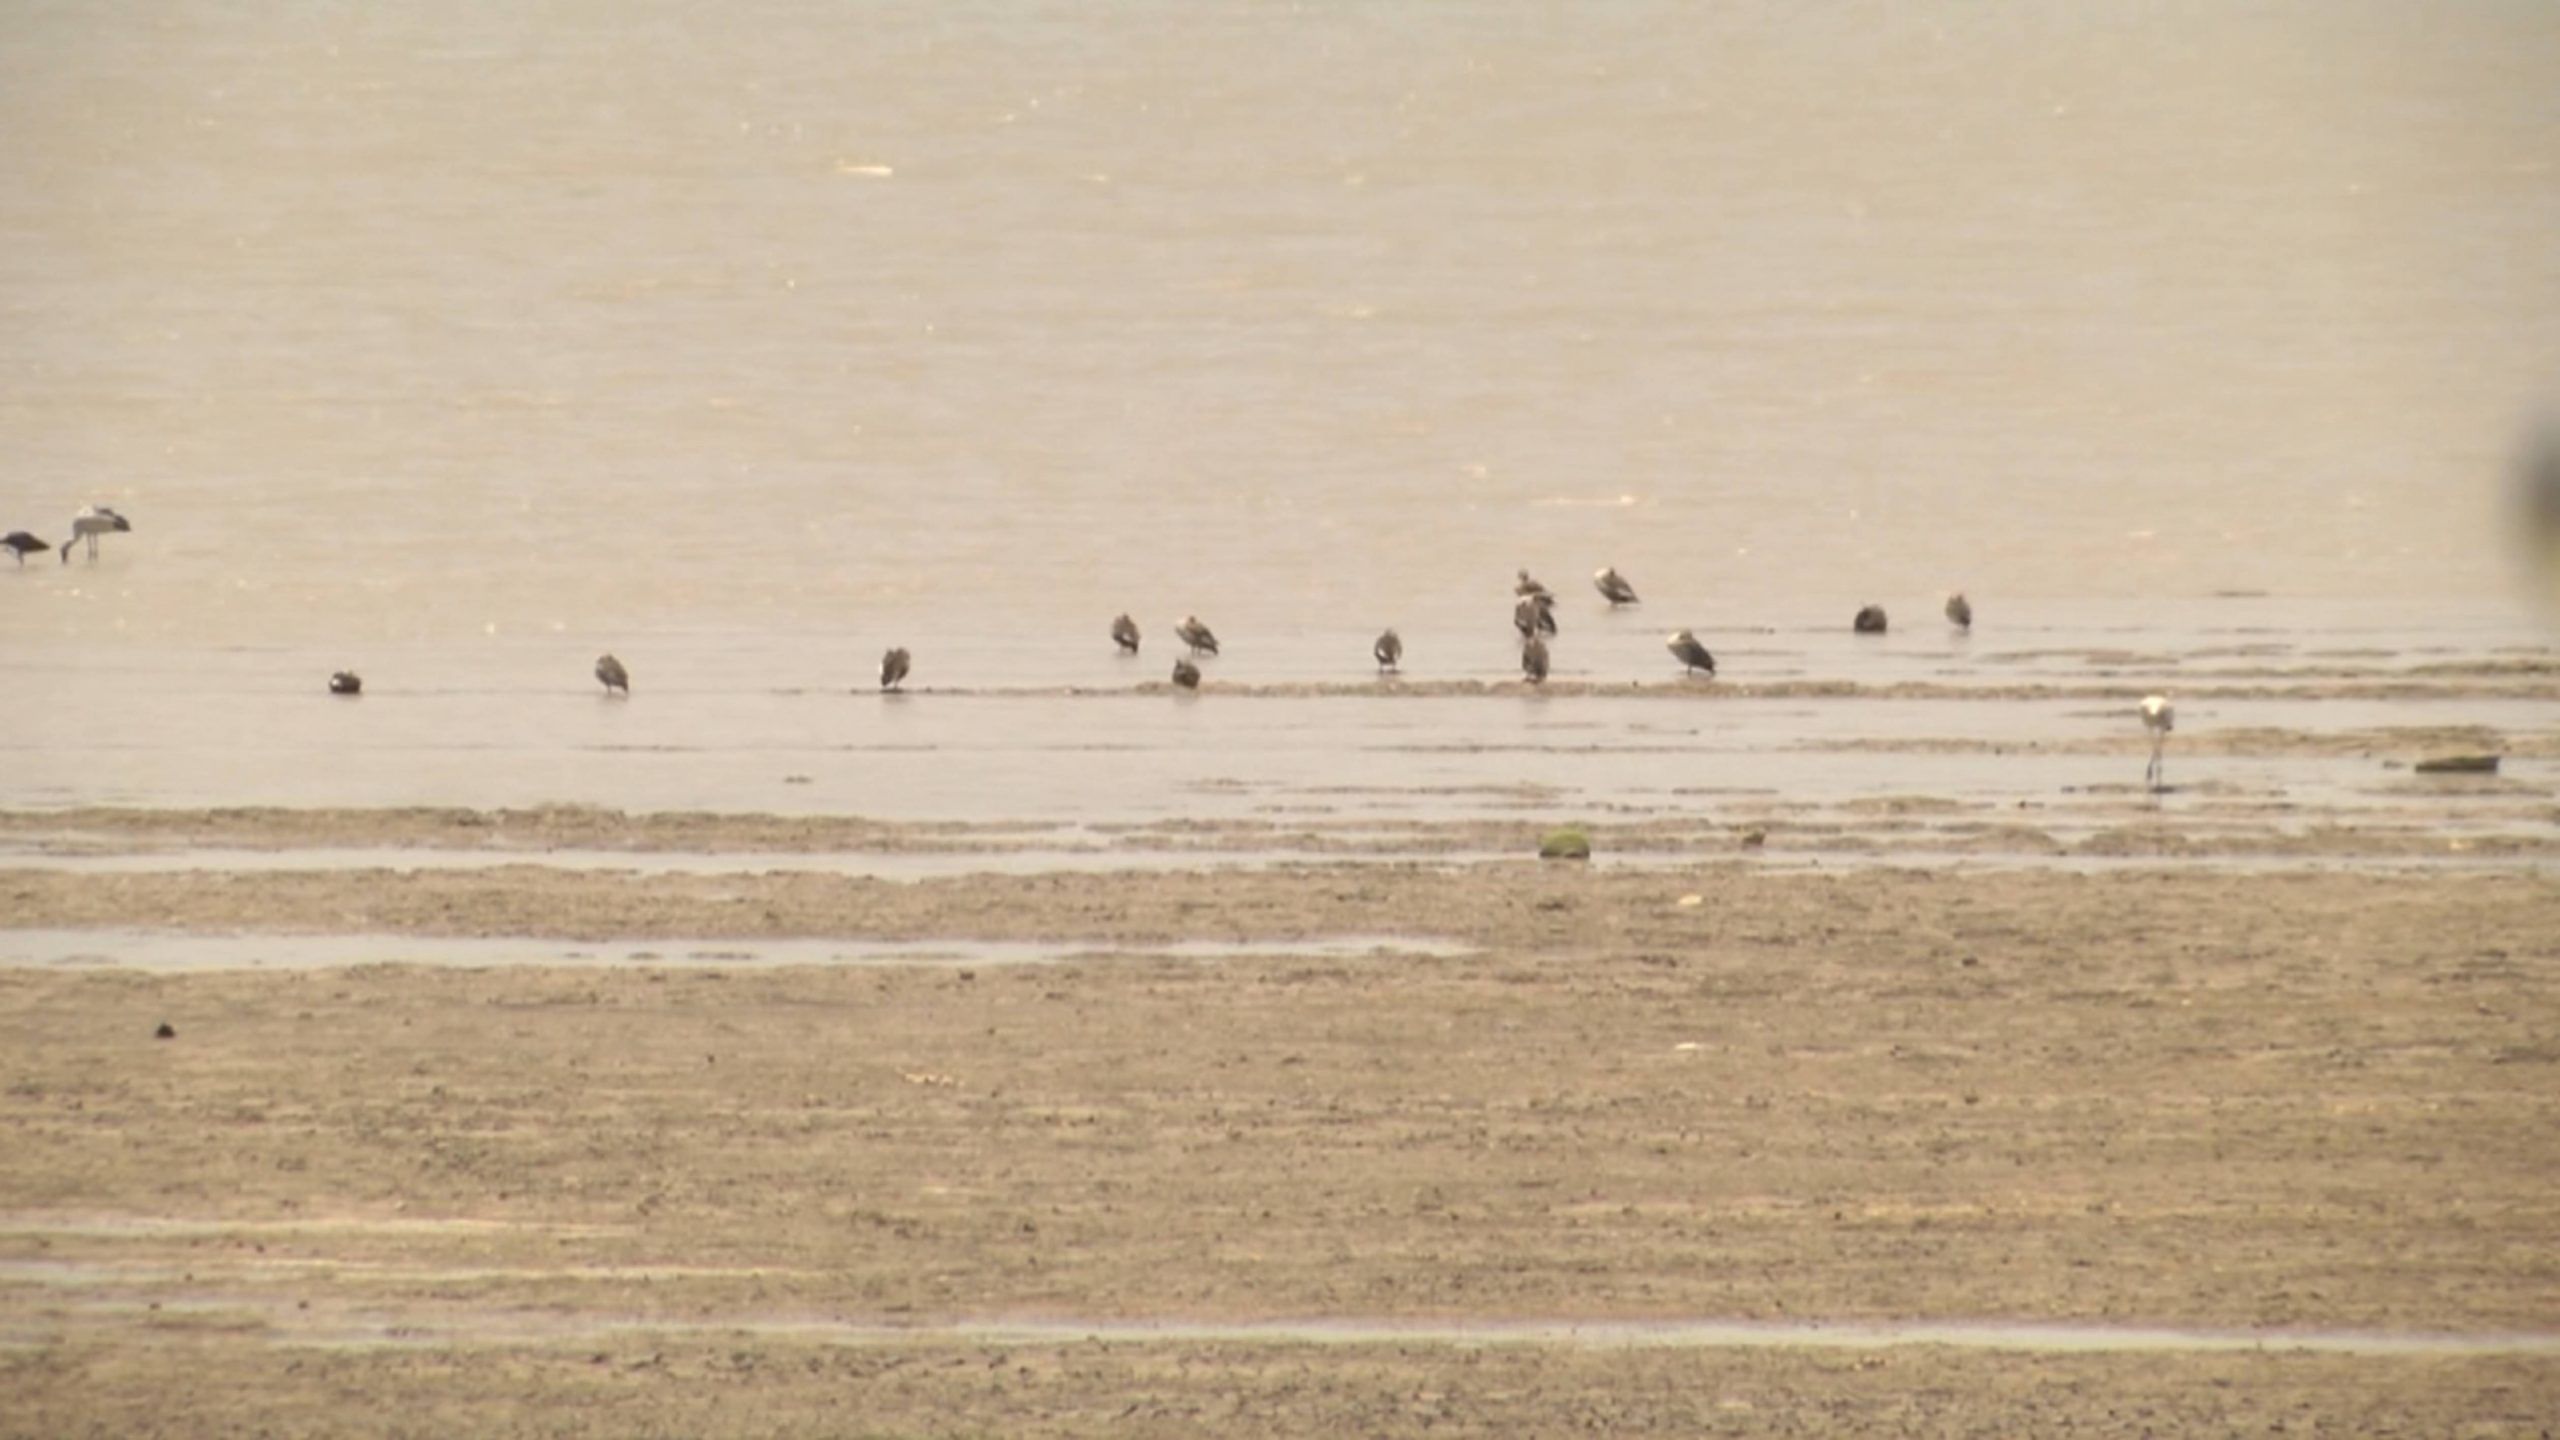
left=3, top=830, right=2558, bottom=1433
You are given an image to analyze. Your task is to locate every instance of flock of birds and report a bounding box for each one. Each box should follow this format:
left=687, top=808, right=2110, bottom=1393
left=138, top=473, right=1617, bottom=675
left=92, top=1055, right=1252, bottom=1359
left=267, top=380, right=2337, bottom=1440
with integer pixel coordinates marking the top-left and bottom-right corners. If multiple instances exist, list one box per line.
left=24, top=514, right=2182, bottom=792
left=554, top=566, right=1979, bottom=703
left=576, top=566, right=2177, bottom=789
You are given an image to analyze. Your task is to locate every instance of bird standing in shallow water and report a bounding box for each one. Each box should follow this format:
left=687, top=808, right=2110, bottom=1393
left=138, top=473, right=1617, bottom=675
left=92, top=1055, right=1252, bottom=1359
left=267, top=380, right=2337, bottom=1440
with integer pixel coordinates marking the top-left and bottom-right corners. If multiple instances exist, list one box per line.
left=1515, top=569, right=1550, bottom=598
left=1171, top=657, right=1201, bottom=690
left=1854, top=604, right=1888, bottom=634
left=2141, top=694, right=2175, bottom=793
left=1514, top=592, right=1557, bottom=639
left=4, top=531, right=48, bottom=565
left=62, top=505, right=130, bottom=562
left=329, top=671, right=362, bottom=695
left=1520, top=634, right=1550, bottom=684
left=1945, top=592, right=1973, bottom=629
left=1373, top=629, right=1402, bottom=673
left=1594, top=567, right=1638, bottom=606
left=1666, top=629, right=1716, bottom=676
left=1112, top=614, right=1141, bottom=653
left=880, top=647, right=911, bottom=692
left=595, top=654, right=629, bottom=695
left=1176, top=616, right=1219, bottom=656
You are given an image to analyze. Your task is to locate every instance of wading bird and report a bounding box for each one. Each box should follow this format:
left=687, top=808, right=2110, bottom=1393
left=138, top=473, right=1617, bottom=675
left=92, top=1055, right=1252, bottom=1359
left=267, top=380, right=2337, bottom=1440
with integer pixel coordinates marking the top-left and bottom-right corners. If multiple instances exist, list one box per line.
left=1176, top=616, right=1219, bottom=656
left=4, top=531, right=48, bottom=565
left=1945, top=592, right=1973, bottom=629
left=1520, top=633, right=1550, bottom=684
left=329, top=671, right=362, bottom=695
left=1373, top=629, right=1402, bottom=673
left=61, top=505, right=130, bottom=562
left=1667, top=629, right=1716, bottom=676
left=2141, top=693, right=2175, bottom=793
left=880, top=647, right=911, bottom=692
left=1854, top=604, right=1888, bottom=634
left=1514, top=592, right=1557, bottom=639
left=1171, top=657, right=1201, bottom=690
left=595, top=653, right=629, bottom=695
left=1112, top=614, right=1141, bottom=653
left=1594, top=567, right=1639, bottom=606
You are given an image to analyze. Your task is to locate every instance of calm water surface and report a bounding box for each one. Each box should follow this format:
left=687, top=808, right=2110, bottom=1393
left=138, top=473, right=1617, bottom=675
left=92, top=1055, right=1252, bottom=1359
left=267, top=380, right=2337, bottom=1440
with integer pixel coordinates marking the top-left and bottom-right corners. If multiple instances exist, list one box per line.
left=3, top=1, right=2555, bottom=821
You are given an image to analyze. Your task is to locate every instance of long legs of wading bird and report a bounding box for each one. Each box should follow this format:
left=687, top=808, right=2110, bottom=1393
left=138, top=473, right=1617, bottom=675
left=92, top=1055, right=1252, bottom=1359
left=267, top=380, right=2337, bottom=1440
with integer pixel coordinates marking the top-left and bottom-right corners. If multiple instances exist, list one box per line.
left=2141, top=693, right=2175, bottom=793
left=1666, top=629, right=1716, bottom=677
left=1520, top=633, right=1550, bottom=684
left=1515, top=568, right=1550, bottom=598
left=880, top=647, right=911, bottom=692
left=1176, top=615, right=1219, bottom=656
left=1594, top=567, right=1638, bottom=606
left=595, top=653, right=629, bottom=695
left=1944, top=591, right=1973, bottom=629
left=1171, top=657, right=1201, bottom=690
left=1853, top=604, right=1888, bottom=634
left=62, top=505, right=131, bottom=561
left=4, top=531, right=49, bottom=565
left=1112, top=613, right=1141, bottom=653
left=1373, top=628, right=1402, bottom=673
left=1513, top=592, right=1557, bottom=639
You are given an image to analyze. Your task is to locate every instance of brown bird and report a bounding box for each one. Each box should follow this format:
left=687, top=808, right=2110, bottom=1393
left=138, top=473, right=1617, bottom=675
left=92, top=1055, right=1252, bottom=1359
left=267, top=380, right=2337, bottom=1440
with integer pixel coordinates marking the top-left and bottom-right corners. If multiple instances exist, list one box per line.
left=1854, top=604, right=1888, bottom=634
left=1666, top=629, right=1716, bottom=676
left=1176, top=616, right=1219, bottom=656
left=595, top=653, right=630, bottom=694
left=328, top=670, right=363, bottom=695
left=4, top=531, right=49, bottom=565
left=1513, top=592, right=1557, bottom=638
left=1520, top=634, right=1550, bottom=684
left=1373, top=629, right=1403, bottom=672
left=1112, top=613, right=1141, bottom=653
left=1171, top=657, right=1202, bottom=690
left=1515, top=568, right=1550, bottom=598
left=1945, top=592, right=1973, bottom=629
left=880, top=647, right=911, bottom=691
left=1594, top=567, right=1638, bottom=606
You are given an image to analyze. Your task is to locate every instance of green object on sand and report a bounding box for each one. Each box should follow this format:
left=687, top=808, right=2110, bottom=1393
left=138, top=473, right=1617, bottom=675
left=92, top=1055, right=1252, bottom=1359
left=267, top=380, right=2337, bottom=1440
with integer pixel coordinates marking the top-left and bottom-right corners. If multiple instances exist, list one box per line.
left=1539, top=827, right=1592, bottom=860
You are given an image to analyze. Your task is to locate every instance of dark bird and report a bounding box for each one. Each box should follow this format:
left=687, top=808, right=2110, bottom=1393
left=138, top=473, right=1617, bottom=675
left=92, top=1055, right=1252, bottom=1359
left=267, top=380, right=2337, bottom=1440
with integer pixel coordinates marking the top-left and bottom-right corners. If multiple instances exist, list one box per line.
left=595, top=653, right=629, bottom=694
left=1112, top=613, right=1141, bottom=653
left=1594, top=567, right=1639, bottom=606
left=1513, top=592, right=1557, bottom=639
left=880, top=646, right=911, bottom=691
left=1171, top=657, right=1201, bottom=689
left=1666, top=629, right=1716, bottom=676
left=1853, top=604, right=1889, bottom=634
left=328, top=671, right=362, bottom=695
left=4, top=531, right=49, bottom=565
left=1176, top=615, right=1219, bottom=655
left=62, top=505, right=130, bottom=562
left=1520, top=634, right=1550, bottom=684
left=1373, top=629, right=1403, bottom=672
left=2524, top=419, right=2560, bottom=614
left=1515, top=568, right=1550, bottom=598
left=1945, top=592, right=1973, bottom=629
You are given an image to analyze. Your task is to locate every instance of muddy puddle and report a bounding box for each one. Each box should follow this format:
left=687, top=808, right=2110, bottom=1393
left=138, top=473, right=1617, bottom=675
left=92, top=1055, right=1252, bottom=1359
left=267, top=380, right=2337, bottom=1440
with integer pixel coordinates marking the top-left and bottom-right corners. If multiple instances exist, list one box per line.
left=0, top=929, right=1477, bottom=973
left=7, top=1263, right=2554, bottom=1358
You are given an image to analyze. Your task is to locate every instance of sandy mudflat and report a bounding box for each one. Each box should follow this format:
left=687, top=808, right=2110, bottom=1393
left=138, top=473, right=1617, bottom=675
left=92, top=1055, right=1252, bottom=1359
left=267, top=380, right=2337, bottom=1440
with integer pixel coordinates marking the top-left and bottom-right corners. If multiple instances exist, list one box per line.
left=2, top=809, right=2558, bottom=1436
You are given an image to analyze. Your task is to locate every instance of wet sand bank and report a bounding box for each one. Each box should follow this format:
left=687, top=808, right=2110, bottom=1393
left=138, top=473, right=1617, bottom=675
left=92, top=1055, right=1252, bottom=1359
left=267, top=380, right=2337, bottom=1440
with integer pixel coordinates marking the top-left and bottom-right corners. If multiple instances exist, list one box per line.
left=3, top=817, right=2557, bottom=1434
